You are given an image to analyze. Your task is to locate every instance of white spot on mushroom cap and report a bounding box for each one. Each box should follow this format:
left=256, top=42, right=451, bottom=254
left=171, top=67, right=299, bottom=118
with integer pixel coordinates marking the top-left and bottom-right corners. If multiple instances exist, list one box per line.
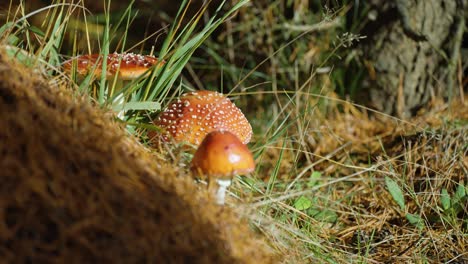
left=153, top=90, right=252, bottom=145
left=228, top=153, right=241, bottom=163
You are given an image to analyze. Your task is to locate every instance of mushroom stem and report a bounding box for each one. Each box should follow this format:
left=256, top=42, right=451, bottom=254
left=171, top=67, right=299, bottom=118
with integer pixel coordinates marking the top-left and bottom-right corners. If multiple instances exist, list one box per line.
left=211, top=179, right=232, bottom=205
left=113, top=93, right=126, bottom=119
left=110, top=79, right=129, bottom=119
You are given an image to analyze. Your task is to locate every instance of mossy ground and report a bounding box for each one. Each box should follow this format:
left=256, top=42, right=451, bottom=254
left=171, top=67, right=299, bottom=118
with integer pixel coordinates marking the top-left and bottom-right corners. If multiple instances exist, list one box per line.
left=0, top=51, right=277, bottom=263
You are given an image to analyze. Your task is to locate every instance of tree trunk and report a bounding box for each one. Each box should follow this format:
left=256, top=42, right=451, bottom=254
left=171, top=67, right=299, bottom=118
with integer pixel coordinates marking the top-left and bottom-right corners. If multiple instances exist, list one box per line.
left=358, top=0, right=465, bottom=118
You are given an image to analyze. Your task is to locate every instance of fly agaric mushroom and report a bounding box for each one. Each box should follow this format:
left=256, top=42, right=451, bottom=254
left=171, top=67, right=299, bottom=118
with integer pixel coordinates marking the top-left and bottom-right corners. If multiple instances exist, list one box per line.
left=150, top=90, right=252, bottom=146
left=191, top=130, right=255, bottom=205
left=63, top=52, right=163, bottom=118
left=62, top=52, right=162, bottom=81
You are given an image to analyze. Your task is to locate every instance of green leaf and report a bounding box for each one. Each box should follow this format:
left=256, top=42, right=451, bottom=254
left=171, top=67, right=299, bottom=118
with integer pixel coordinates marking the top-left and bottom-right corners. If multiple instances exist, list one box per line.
left=440, top=189, right=451, bottom=211
left=240, top=176, right=256, bottom=187
left=126, top=125, right=136, bottom=134
left=306, top=171, right=322, bottom=188
left=39, top=9, right=64, bottom=68
left=406, top=213, right=424, bottom=229
left=294, top=196, right=312, bottom=211
left=309, top=208, right=338, bottom=223
left=7, top=35, right=20, bottom=46
left=385, top=176, right=405, bottom=210
left=3, top=46, right=39, bottom=66
left=266, top=138, right=286, bottom=195
left=28, top=25, right=45, bottom=37
left=0, top=22, right=14, bottom=37
left=455, top=183, right=466, bottom=199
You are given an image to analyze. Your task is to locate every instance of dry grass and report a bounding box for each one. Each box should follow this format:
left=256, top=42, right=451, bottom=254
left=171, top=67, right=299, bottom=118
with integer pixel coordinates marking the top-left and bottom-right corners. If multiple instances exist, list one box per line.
left=231, top=92, right=467, bottom=263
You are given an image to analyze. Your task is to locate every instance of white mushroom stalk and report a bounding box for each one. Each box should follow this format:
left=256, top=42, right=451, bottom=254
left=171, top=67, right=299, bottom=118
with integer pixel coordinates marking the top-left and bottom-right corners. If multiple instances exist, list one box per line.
left=212, top=179, right=232, bottom=205
left=113, top=93, right=126, bottom=119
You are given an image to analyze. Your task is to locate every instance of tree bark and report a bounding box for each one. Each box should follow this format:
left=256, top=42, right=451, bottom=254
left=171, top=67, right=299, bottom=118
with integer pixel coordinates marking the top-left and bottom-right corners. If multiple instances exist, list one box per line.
left=358, top=0, right=465, bottom=118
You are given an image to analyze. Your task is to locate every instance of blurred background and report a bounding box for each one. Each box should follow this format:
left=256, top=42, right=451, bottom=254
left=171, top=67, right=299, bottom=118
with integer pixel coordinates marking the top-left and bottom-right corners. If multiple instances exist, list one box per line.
left=2, top=0, right=466, bottom=118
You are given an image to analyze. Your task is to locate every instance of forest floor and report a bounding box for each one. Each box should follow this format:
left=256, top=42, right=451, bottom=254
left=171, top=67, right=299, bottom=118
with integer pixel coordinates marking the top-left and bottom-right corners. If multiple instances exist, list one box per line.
left=232, top=93, right=467, bottom=263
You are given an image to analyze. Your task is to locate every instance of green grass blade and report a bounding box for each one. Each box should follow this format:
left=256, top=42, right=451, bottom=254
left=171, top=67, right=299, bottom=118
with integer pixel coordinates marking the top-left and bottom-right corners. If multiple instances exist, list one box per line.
left=385, top=176, right=406, bottom=211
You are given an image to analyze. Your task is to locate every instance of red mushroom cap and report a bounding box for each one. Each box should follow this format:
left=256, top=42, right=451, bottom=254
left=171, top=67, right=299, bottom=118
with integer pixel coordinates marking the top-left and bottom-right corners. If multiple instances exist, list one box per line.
left=151, top=90, right=252, bottom=146
left=191, top=130, right=255, bottom=180
left=62, top=52, right=163, bottom=80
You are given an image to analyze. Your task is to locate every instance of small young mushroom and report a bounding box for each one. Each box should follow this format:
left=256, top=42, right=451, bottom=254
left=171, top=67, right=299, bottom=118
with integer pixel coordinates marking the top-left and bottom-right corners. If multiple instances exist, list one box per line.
left=150, top=90, right=252, bottom=146
left=63, top=52, right=163, bottom=118
left=191, top=130, right=255, bottom=205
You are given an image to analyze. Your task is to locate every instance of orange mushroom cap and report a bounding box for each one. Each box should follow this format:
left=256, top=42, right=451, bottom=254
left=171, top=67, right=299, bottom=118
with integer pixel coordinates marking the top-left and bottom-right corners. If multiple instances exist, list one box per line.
left=62, top=52, right=163, bottom=80
left=151, top=90, right=252, bottom=146
left=191, top=130, right=255, bottom=180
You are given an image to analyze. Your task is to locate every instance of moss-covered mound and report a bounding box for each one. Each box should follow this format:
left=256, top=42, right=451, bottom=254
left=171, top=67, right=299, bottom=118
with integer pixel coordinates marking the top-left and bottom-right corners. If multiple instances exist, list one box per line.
left=0, top=52, right=276, bottom=263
